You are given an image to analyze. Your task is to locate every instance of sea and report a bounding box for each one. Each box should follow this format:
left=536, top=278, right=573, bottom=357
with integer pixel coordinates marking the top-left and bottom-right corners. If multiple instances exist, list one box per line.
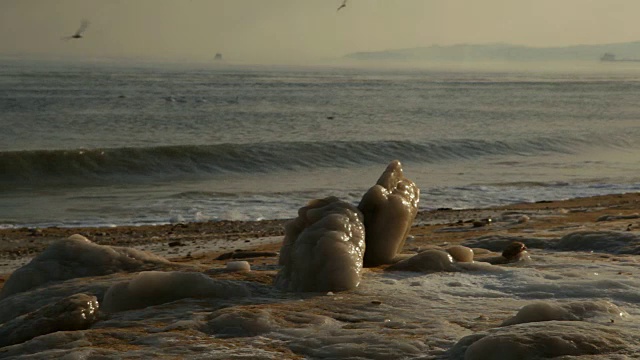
left=2, top=59, right=640, bottom=359
left=2, top=59, right=640, bottom=229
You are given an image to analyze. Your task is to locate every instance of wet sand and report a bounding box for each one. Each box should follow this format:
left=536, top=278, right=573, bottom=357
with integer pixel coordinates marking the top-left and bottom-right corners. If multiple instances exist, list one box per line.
left=2, top=192, right=639, bottom=288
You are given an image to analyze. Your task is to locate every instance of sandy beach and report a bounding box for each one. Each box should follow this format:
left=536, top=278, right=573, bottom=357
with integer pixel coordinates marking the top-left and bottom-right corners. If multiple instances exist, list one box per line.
left=1, top=192, right=640, bottom=359
left=2, top=192, right=639, bottom=278
left=2, top=192, right=640, bottom=289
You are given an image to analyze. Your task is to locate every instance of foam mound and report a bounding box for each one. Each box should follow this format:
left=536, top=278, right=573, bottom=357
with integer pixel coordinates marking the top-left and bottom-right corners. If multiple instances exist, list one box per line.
left=0, top=293, right=99, bottom=348
left=462, top=235, right=548, bottom=252
left=447, top=245, right=474, bottom=262
left=449, top=321, right=630, bottom=360
left=385, top=249, right=460, bottom=273
left=102, top=271, right=251, bottom=312
left=275, top=196, right=366, bottom=292
left=226, top=261, right=251, bottom=272
left=555, top=231, right=640, bottom=254
left=0, top=234, right=169, bottom=300
left=358, top=160, right=419, bottom=267
left=201, top=307, right=340, bottom=338
left=501, top=300, right=627, bottom=326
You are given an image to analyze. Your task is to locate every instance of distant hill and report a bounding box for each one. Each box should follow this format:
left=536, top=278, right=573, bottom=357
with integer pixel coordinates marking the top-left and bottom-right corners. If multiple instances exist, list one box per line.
left=344, top=42, right=640, bottom=63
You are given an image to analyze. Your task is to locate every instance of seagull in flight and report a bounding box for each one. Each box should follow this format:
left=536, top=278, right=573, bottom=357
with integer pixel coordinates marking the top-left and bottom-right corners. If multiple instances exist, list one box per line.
left=62, top=20, right=89, bottom=40
left=337, top=0, right=347, bottom=12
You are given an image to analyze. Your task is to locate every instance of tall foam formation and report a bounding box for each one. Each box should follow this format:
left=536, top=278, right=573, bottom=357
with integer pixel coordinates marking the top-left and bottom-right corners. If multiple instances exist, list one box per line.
left=359, top=160, right=420, bottom=267
left=275, top=160, right=419, bottom=292
left=274, top=196, right=366, bottom=292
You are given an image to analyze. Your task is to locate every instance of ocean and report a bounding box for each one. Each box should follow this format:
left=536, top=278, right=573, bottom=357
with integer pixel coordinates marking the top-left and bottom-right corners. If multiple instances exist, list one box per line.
left=2, top=60, right=640, bottom=228
left=2, top=60, right=640, bottom=359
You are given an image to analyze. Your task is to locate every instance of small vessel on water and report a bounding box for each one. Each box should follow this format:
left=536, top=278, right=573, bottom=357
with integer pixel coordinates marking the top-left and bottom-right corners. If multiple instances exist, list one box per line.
left=600, top=53, right=640, bottom=62
left=214, top=53, right=223, bottom=61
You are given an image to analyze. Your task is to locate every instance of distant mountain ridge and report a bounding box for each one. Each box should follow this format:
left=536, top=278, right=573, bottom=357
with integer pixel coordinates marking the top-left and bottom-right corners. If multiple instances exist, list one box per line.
left=344, top=41, right=640, bottom=62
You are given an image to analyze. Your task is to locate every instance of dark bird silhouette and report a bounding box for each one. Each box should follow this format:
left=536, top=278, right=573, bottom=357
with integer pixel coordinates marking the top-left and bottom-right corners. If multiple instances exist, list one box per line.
left=337, top=0, right=347, bottom=12
left=62, top=20, right=89, bottom=40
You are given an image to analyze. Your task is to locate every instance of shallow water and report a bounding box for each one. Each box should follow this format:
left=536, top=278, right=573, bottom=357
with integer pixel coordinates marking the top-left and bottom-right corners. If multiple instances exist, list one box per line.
left=2, top=60, right=640, bottom=228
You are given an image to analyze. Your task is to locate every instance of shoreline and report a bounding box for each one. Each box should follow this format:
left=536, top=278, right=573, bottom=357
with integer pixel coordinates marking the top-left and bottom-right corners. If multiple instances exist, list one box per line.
left=1, top=191, right=639, bottom=278
left=1, top=191, right=640, bottom=357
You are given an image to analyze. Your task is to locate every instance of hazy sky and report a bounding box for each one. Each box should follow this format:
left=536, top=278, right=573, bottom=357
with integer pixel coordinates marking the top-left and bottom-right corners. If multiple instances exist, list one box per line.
left=1, top=0, right=640, bottom=64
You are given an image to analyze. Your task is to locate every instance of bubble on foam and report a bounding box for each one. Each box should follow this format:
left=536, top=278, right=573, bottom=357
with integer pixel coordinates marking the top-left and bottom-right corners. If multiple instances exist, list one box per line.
left=0, top=235, right=169, bottom=299
left=226, top=261, right=251, bottom=272
left=447, top=245, right=474, bottom=262
left=275, top=196, right=365, bottom=292
left=102, top=271, right=251, bottom=313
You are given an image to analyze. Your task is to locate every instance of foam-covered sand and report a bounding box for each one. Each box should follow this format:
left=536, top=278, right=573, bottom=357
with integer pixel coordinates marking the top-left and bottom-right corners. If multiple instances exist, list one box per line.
left=1, top=193, right=640, bottom=359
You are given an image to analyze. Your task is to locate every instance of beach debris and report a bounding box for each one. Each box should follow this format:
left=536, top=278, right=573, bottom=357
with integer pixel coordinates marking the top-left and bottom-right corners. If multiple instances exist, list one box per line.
left=358, top=160, right=419, bottom=267
left=473, top=217, right=492, bottom=227
left=102, top=271, right=250, bottom=313
left=168, top=240, right=184, bottom=247
left=275, top=196, right=365, bottom=292
left=501, top=241, right=528, bottom=261
left=517, top=215, right=530, bottom=223
left=28, top=228, right=43, bottom=237
left=226, top=261, right=251, bottom=272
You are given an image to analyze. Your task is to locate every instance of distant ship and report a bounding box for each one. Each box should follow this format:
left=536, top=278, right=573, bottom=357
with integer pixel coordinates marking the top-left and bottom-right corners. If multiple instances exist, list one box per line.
left=600, top=53, right=640, bottom=62
left=214, top=53, right=223, bottom=61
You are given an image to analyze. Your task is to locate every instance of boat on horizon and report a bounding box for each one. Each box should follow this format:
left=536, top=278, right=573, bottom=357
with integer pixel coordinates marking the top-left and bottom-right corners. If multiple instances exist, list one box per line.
left=600, top=53, right=640, bottom=62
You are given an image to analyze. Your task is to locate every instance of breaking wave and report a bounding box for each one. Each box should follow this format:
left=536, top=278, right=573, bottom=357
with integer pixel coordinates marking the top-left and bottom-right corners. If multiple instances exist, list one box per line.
left=0, top=135, right=630, bottom=188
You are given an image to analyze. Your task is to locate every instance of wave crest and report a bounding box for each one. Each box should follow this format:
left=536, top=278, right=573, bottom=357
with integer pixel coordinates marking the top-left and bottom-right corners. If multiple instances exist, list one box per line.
left=0, top=135, right=621, bottom=187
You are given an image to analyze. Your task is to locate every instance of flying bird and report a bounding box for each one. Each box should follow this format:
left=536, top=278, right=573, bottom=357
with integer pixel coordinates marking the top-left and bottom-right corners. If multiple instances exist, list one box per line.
left=62, top=20, right=89, bottom=40
left=337, top=0, right=347, bottom=12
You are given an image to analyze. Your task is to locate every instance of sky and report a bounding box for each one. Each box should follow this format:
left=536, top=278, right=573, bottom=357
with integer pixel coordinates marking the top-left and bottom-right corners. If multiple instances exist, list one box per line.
left=1, top=0, right=640, bottom=64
